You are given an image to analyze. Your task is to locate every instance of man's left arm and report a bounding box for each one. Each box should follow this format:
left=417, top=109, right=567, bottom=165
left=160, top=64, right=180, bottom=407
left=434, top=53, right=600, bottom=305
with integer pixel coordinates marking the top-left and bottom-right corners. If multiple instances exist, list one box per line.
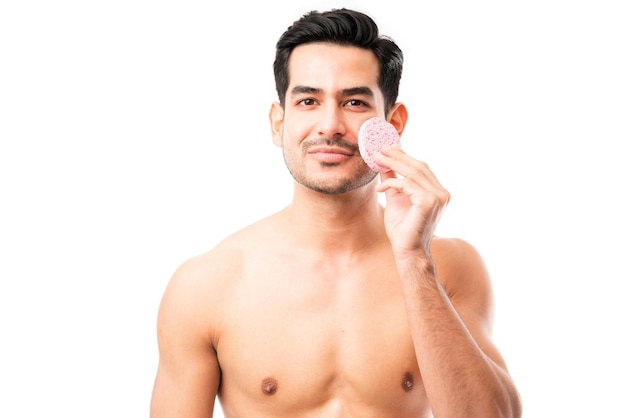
left=376, top=146, right=522, bottom=418
left=395, top=238, right=522, bottom=418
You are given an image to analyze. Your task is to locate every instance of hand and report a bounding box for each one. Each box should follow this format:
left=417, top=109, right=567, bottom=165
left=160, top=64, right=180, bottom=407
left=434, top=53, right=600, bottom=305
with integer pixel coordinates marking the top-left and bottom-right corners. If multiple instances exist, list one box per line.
left=375, top=145, right=450, bottom=257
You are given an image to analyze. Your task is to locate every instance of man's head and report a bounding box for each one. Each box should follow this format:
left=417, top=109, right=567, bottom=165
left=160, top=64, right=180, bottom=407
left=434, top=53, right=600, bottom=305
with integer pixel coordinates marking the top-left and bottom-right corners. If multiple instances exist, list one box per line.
left=273, top=8, right=403, bottom=116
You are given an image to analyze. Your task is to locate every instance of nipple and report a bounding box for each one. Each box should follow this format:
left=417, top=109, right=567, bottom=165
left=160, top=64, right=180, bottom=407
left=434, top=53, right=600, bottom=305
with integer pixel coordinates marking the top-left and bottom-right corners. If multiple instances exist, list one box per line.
left=402, top=372, right=414, bottom=392
left=261, top=377, right=278, bottom=395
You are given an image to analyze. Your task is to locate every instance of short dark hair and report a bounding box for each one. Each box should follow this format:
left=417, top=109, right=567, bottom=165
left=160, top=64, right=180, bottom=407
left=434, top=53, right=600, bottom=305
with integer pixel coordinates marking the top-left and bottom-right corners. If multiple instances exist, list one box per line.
left=273, top=8, right=404, bottom=115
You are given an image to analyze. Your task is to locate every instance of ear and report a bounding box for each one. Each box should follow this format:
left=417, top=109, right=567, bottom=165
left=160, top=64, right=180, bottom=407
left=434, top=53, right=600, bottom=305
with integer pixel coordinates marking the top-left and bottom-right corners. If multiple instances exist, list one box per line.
left=269, top=102, right=285, bottom=147
left=386, top=102, right=408, bottom=136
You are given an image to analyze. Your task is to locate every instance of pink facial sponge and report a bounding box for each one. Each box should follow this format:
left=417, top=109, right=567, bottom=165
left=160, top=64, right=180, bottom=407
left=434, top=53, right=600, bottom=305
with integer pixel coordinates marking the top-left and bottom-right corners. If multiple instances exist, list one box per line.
left=358, top=117, right=401, bottom=172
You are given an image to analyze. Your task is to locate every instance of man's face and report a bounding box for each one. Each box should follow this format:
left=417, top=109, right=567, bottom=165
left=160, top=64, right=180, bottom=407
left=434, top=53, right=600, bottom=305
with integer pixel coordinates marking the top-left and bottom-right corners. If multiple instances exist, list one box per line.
left=271, top=43, right=387, bottom=195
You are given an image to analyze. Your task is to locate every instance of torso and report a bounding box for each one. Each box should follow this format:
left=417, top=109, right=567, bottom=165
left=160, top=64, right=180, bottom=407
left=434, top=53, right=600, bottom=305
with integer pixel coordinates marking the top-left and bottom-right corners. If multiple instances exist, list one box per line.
left=203, top=213, right=433, bottom=418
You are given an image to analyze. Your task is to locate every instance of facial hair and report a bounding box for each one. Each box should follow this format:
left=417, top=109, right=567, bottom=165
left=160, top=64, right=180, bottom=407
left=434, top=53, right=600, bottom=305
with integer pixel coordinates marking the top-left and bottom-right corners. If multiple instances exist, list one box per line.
left=282, top=137, right=378, bottom=195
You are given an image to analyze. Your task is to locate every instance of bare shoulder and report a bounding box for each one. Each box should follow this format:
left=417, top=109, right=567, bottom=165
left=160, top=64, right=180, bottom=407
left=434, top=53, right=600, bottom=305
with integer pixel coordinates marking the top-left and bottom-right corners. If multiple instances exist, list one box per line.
left=168, top=214, right=276, bottom=286
left=151, top=217, right=279, bottom=416
left=158, top=214, right=279, bottom=341
left=430, top=236, right=496, bottom=330
left=430, top=236, right=490, bottom=283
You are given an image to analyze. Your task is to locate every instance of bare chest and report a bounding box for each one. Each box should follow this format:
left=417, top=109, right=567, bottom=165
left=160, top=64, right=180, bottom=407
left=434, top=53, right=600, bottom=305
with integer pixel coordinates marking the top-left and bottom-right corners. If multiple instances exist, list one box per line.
left=215, top=255, right=429, bottom=416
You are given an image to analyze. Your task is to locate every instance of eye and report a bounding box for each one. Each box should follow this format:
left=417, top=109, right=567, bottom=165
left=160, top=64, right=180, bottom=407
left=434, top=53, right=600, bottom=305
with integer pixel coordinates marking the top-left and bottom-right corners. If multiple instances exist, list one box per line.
left=345, top=99, right=369, bottom=108
left=297, top=98, right=317, bottom=106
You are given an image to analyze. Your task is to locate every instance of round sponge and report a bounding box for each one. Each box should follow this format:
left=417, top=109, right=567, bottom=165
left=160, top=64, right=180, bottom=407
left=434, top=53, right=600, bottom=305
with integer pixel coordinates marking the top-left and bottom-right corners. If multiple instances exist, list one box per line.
left=358, top=117, right=401, bottom=172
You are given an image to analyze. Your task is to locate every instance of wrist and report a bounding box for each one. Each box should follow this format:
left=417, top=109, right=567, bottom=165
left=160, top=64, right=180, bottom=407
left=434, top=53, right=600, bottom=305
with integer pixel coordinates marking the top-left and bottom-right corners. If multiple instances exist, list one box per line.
left=394, top=248, right=436, bottom=276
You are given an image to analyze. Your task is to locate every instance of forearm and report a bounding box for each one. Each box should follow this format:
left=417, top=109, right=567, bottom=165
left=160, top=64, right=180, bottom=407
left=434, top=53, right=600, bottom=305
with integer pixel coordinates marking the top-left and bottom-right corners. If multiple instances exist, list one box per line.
left=395, top=253, right=521, bottom=418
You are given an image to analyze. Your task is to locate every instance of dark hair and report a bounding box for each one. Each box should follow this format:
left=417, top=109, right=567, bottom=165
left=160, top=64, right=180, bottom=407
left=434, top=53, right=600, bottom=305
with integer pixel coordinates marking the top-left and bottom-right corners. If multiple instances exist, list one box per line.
left=273, top=8, right=403, bottom=115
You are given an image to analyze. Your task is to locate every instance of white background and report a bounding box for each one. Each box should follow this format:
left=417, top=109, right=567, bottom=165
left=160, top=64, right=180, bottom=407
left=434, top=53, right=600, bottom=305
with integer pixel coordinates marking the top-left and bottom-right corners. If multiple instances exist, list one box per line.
left=1, top=1, right=625, bottom=417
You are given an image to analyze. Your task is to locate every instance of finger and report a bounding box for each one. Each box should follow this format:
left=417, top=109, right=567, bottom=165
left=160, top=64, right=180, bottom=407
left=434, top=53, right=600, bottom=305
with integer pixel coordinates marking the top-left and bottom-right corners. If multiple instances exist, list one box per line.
left=376, top=146, right=445, bottom=190
left=376, top=177, right=405, bottom=194
left=378, top=167, right=398, bottom=183
left=378, top=176, right=451, bottom=211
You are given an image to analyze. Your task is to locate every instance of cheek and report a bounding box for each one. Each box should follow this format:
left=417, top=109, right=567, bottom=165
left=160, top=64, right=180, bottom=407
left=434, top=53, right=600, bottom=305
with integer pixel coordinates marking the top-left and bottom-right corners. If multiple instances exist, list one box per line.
left=280, top=129, right=304, bottom=149
left=283, top=113, right=317, bottom=143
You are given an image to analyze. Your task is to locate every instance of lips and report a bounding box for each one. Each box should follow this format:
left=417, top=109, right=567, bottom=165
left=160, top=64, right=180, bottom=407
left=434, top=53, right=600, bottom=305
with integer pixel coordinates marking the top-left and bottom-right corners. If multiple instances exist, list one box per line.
left=308, top=147, right=354, bottom=163
left=308, top=146, right=355, bottom=156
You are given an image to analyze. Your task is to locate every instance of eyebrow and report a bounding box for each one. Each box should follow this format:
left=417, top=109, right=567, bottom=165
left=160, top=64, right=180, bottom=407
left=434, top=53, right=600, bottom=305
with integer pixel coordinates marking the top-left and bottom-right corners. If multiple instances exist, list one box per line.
left=290, top=85, right=375, bottom=98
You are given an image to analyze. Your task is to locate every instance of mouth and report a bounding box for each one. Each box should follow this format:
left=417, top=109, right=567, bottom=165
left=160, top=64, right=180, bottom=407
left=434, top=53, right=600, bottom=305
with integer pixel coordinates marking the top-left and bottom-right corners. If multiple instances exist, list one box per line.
left=303, top=137, right=360, bottom=164
left=309, top=146, right=355, bottom=156
left=308, top=147, right=354, bottom=163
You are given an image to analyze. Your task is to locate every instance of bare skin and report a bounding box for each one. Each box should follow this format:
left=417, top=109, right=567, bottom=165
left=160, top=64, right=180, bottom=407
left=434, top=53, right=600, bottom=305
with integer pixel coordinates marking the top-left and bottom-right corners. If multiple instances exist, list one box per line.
left=150, top=43, right=522, bottom=417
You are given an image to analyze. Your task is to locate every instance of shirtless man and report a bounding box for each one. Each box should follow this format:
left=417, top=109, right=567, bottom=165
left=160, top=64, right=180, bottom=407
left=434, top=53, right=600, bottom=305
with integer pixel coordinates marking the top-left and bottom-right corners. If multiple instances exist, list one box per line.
left=150, top=8, right=522, bottom=418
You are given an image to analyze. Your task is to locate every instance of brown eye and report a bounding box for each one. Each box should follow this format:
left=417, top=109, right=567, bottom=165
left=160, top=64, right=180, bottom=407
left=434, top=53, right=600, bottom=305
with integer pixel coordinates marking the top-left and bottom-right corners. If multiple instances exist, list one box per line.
left=346, top=99, right=368, bottom=108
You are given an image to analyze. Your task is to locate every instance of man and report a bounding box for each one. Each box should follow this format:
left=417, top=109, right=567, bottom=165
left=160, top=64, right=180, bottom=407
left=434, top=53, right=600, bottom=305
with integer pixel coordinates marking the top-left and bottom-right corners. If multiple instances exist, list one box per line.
left=150, top=8, right=522, bottom=418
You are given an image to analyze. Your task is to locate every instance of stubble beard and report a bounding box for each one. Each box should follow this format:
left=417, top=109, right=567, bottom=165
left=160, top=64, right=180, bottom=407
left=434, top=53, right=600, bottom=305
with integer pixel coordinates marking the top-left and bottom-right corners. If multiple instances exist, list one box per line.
left=282, top=148, right=378, bottom=195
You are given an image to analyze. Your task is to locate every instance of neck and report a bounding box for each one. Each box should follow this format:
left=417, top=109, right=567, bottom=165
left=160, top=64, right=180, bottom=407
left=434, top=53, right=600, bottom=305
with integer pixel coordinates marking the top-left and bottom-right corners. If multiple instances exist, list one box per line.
left=281, top=181, right=387, bottom=255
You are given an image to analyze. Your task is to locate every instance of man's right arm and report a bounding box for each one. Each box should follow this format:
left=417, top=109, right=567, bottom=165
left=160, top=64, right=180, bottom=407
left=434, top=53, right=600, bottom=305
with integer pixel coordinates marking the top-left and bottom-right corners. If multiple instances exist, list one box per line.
left=150, top=258, right=222, bottom=417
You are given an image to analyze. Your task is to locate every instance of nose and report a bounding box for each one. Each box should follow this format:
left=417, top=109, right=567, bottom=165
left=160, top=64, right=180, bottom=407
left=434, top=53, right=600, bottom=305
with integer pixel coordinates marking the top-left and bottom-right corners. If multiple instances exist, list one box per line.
left=317, top=105, right=347, bottom=139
